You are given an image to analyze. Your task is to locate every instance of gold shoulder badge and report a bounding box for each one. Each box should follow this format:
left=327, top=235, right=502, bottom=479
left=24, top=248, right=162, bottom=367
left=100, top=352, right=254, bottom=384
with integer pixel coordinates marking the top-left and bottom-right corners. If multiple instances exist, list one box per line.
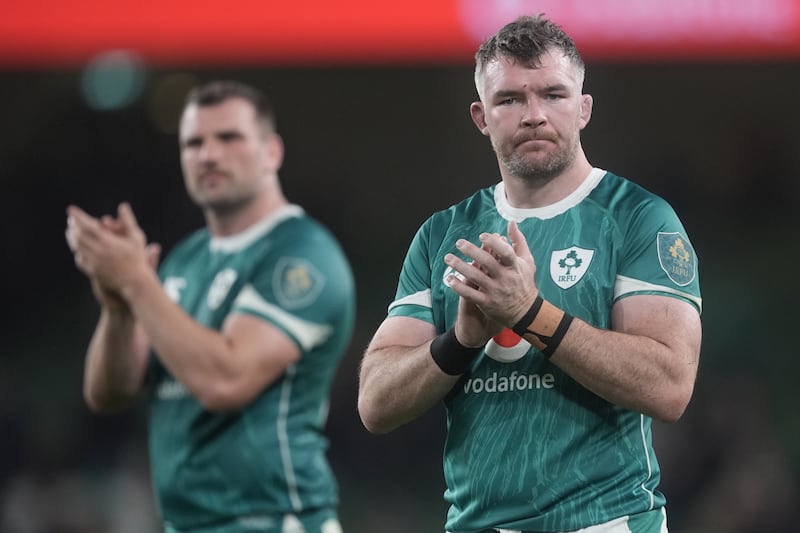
left=273, top=257, right=325, bottom=309
left=657, top=232, right=696, bottom=286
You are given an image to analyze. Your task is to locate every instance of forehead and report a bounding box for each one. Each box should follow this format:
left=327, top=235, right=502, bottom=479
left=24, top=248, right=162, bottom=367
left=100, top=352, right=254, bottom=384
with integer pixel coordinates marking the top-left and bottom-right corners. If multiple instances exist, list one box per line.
left=179, top=97, right=259, bottom=139
left=481, top=50, right=581, bottom=96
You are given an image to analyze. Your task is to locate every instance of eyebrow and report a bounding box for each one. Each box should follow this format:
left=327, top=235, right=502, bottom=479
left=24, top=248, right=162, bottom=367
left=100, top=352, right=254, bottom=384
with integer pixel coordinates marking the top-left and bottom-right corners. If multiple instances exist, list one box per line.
left=541, top=83, right=570, bottom=93
left=215, top=129, right=243, bottom=138
left=492, top=83, right=570, bottom=98
left=493, top=89, right=523, bottom=98
left=181, top=128, right=243, bottom=144
left=180, top=135, right=201, bottom=147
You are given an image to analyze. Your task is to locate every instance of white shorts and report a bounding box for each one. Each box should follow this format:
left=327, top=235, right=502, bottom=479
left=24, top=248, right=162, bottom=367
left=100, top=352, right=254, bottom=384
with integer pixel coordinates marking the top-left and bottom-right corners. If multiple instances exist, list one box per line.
left=447, top=508, right=669, bottom=533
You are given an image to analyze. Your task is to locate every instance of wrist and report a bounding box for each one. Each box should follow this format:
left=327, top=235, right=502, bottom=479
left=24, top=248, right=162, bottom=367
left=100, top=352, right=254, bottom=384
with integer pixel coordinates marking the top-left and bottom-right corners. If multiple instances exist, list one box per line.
left=511, top=295, right=573, bottom=358
left=430, top=328, right=483, bottom=375
left=104, top=303, right=133, bottom=318
left=119, top=268, right=158, bottom=309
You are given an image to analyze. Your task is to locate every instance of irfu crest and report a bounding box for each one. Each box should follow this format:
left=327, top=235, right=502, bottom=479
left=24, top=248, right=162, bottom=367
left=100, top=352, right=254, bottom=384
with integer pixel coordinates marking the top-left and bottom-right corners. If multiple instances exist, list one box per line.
left=657, top=232, right=696, bottom=286
left=549, top=247, right=594, bottom=289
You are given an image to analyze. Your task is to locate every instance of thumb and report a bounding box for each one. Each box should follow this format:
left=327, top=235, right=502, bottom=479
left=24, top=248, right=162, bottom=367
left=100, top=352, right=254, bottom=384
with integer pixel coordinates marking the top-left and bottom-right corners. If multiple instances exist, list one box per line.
left=508, top=221, right=532, bottom=260
left=146, top=243, right=162, bottom=269
left=101, top=214, right=124, bottom=234
left=117, top=202, right=140, bottom=232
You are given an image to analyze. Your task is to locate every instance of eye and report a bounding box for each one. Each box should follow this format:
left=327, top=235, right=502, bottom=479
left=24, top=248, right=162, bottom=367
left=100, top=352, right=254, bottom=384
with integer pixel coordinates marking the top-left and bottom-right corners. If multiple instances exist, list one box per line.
left=182, top=137, right=202, bottom=149
left=218, top=131, right=242, bottom=143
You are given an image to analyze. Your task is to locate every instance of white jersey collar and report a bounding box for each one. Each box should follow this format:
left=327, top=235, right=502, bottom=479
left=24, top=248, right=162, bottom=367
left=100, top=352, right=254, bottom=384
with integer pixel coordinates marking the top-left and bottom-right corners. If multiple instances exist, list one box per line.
left=494, top=167, right=606, bottom=222
left=209, top=204, right=304, bottom=253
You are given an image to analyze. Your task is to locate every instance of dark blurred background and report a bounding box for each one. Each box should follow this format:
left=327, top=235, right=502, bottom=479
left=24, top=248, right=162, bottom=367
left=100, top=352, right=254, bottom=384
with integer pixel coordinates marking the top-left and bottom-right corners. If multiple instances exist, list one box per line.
left=2, top=1, right=800, bottom=532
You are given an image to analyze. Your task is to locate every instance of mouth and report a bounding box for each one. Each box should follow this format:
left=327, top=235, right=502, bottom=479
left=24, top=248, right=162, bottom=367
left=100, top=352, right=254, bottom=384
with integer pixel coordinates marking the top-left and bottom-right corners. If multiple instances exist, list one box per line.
left=198, top=170, right=229, bottom=185
left=514, top=129, right=555, bottom=143
left=515, top=137, right=552, bottom=149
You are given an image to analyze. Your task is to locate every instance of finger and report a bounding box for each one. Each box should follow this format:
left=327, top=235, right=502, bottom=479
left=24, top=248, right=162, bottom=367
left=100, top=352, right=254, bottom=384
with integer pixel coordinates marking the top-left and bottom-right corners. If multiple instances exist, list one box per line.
left=65, top=223, right=78, bottom=251
left=66, top=213, right=99, bottom=256
left=117, top=202, right=140, bottom=231
left=455, top=238, right=500, bottom=270
left=67, top=206, right=106, bottom=247
left=479, top=240, right=500, bottom=254
left=66, top=204, right=87, bottom=219
left=66, top=205, right=97, bottom=227
left=445, top=252, right=491, bottom=288
left=118, top=203, right=149, bottom=247
left=477, top=233, right=516, bottom=269
left=446, top=271, right=487, bottom=305
left=73, top=251, right=93, bottom=276
left=65, top=228, right=87, bottom=254
left=507, top=221, right=533, bottom=261
left=101, top=214, right=124, bottom=234
left=146, top=243, right=162, bottom=269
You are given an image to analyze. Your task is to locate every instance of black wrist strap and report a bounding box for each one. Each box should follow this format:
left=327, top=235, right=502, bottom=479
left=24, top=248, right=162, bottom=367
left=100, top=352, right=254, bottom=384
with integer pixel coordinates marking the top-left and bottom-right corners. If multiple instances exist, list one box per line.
left=511, top=296, right=544, bottom=337
left=430, top=328, right=482, bottom=375
left=512, top=295, right=574, bottom=358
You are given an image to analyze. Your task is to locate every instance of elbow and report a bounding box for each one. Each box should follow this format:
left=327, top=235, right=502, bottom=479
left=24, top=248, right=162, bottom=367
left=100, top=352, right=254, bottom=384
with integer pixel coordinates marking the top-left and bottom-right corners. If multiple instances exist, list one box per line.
left=198, top=399, right=244, bottom=414
left=357, top=395, right=397, bottom=435
left=360, top=415, right=395, bottom=436
left=186, top=361, right=283, bottom=412
left=84, top=392, right=110, bottom=413
left=653, top=403, right=686, bottom=424
left=194, top=381, right=256, bottom=413
left=83, top=386, right=136, bottom=414
left=195, top=392, right=242, bottom=413
left=651, top=384, right=695, bottom=423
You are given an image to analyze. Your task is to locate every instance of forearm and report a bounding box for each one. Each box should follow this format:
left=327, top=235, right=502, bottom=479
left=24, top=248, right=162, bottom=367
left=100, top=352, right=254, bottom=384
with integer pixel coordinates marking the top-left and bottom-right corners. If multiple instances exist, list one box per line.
left=550, top=319, right=699, bottom=421
left=358, top=342, right=460, bottom=434
left=121, top=270, right=242, bottom=408
left=84, top=309, right=149, bottom=412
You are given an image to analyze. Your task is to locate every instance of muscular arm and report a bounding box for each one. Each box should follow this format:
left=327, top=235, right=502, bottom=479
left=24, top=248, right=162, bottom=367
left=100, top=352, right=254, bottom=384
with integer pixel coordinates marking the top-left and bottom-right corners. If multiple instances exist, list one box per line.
left=123, top=268, right=300, bottom=412
left=358, top=316, right=460, bottom=434
left=552, top=294, right=701, bottom=422
left=69, top=203, right=300, bottom=413
left=446, top=221, right=701, bottom=423
left=83, top=307, right=151, bottom=412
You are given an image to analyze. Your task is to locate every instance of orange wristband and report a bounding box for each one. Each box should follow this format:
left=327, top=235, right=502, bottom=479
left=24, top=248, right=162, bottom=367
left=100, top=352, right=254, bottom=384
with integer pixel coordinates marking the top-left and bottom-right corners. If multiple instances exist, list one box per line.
left=512, top=296, right=574, bottom=358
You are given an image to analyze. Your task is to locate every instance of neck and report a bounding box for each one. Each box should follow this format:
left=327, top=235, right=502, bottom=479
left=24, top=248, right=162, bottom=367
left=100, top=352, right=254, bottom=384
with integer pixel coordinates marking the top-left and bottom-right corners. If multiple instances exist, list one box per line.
left=501, top=153, right=592, bottom=209
left=205, top=187, right=288, bottom=237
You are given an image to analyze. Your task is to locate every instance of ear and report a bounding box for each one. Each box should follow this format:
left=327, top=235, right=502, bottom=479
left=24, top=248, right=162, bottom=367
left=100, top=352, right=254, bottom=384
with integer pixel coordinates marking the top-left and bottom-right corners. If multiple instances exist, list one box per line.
left=470, top=101, right=490, bottom=136
left=578, top=94, right=593, bottom=130
left=264, top=133, right=285, bottom=172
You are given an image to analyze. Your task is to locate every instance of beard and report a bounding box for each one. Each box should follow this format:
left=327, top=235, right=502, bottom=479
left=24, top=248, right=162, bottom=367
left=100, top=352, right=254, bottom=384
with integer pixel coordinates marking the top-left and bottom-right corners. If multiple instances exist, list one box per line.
left=201, top=192, right=255, bottom=216
left=188, top=172, right=258, bottom=216
left=494, top=133, right=578, bottom=185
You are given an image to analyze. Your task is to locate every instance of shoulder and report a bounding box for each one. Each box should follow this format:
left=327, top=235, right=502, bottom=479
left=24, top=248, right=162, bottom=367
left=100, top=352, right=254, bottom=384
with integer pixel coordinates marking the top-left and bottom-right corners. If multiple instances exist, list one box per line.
left=412, top=183, right=497, bottom=237
left=160, top=227, right=209, bottom=267
left=589, top=170, right=678, bottom=223
left=401, top=185, right=496, bottom=256
left=265, top=211, right=354, bottom=287
left=425, top=185, right=497, bottom=230
left=273, top=211, right=347, bottom=257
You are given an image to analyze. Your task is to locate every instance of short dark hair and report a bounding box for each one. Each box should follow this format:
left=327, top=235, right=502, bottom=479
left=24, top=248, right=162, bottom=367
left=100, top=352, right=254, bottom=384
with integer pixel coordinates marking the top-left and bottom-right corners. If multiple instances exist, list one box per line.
left=475, top=14, right=585, bottom=95
left=185, top=80, right=276, bottom=132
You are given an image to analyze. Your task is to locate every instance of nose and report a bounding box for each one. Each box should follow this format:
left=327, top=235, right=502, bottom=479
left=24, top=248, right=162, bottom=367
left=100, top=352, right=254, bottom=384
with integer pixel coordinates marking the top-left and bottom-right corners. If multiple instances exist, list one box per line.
left=199, top=139, right=222, bottom=163
left=521, top=98, right=546, bottom=128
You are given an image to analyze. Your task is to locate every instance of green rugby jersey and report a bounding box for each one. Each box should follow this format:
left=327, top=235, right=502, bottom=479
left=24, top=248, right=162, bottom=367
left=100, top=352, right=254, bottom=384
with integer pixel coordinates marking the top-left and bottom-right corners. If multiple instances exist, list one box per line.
left=387, top=169, right=701, bottom=532
left=147, top=205, right=355, bottom=531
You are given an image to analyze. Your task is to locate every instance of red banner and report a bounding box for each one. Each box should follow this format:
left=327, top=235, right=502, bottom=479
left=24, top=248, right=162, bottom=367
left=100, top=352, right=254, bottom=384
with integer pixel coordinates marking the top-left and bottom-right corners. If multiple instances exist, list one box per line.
left=2, top=0, right=799, bottom=67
